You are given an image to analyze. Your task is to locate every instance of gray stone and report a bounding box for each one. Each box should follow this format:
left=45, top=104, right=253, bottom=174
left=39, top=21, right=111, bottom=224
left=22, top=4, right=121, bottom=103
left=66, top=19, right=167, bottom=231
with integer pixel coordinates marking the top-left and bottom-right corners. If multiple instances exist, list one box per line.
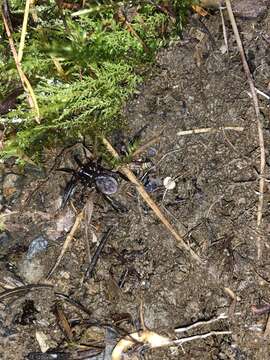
left=27, top=235, right=48, bottom=259
left=0, top=231, right=11, bottom=246
left=3, top=173, right=24, bottom=202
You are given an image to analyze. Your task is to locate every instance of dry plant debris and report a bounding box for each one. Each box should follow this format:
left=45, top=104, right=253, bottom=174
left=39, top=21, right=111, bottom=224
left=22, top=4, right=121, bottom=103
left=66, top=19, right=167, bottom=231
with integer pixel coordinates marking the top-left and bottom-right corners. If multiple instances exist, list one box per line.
left=177, top=126, right=244, bottom=136
left=112, top=312, right=231, bottom=359
left=1, top=0, right=40, bottom=122
left=46, top=209, right=85, bottom=279
left=102, top=137, right=203, bottom=265
left=225, top=0, right=266, bottom=259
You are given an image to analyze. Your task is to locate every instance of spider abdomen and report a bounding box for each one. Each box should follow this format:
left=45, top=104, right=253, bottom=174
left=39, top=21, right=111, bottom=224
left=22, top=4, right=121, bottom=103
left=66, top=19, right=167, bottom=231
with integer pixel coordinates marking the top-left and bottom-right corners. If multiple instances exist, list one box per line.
left=95, top=175, right=118, bottom=195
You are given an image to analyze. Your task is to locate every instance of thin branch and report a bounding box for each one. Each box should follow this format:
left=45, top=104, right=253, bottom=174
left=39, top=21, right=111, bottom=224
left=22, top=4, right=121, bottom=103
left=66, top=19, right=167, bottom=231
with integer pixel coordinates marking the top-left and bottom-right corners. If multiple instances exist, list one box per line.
left=264, top=315, right=270, bottom=338
left=0, top=284, right=53, bottom=302
left=55, top=292, right=92, bottom=316
left=177, top=126, right=244, bottom=136
left=84, top=196, right=94, bottom=265
left=46, top=209, right=84, bottom=278
left=84, top=226, right=113, bottom=279
left=102, top=137, right=202, bottom=265
left=225, top=0, right=266, bottom=259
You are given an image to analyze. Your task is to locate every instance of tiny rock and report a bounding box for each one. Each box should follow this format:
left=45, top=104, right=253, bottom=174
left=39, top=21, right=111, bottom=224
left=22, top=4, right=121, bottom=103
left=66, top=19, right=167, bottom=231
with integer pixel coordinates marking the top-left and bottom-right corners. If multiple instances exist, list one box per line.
left=163, top=176, right=176, bottom=190
left=35, top=331, right=56, bottom=353
left=27, top=235, right=48, bottom=259
left=3, top=173, right=23, bottom=201
left=18, top=258, right=45, bottom=283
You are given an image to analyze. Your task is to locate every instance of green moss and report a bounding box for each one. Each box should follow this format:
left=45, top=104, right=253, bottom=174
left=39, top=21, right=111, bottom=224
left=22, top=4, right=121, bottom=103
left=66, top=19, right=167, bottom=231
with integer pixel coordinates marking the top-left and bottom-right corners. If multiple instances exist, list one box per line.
left=0, top=0, right=196, bottom=161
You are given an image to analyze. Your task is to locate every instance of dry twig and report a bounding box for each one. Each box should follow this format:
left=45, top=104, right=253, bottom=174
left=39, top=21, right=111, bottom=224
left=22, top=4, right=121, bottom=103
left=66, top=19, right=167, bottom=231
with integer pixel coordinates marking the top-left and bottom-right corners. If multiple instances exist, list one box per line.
left=47, top=209, right=84, bottom=278
left=84, top=226, right=113, bottom=279
left=53, top=303, right=73, bottom=341
left=177, top=126, right=244, bottom=136
left=224, top=287, right=237, bottom=317
left=264, top=315, right=270, bottom=338
left=83, top=196, right=95, bottom=264
left=102, top=137, right=202, bottom=265
left=0, top=284, right=53, bottom=302
left=225, top=0, right=266, bottom=259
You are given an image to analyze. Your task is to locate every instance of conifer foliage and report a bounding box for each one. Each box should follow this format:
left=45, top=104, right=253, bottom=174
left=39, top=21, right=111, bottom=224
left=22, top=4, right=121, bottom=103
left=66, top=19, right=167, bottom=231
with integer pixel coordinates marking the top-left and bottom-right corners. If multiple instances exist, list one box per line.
left=0, top=0, right=195, bottom=160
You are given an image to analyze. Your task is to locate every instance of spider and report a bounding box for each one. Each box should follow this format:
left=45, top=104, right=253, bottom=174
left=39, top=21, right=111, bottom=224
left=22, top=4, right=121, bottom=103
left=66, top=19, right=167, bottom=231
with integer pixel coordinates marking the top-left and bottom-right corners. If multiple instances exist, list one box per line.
left=58, top=154, right=124, bottom=210
left=58, top=126, right=148, bottom=210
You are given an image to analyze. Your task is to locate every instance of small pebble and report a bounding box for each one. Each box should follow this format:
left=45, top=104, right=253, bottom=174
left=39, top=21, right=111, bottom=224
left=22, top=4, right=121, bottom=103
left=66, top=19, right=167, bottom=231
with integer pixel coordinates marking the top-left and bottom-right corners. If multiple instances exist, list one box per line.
left=27, top=235, right=48, bottom=259
left=144, top=177, right=159, bottom=192
left=163, top=176, right=176, bottom=190
left=18, top=258, right=45, bottom=283
left=3, top=173, right=23, bottom=201
left=147, top=147, right=157, bottom=157
left=0, top=231, right=11, bottom=246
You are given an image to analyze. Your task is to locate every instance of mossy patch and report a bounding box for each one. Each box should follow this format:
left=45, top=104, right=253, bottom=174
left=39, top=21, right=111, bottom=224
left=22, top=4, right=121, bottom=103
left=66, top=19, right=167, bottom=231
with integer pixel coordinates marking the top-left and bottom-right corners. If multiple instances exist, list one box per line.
left=0, top=0, right=197, bottom=162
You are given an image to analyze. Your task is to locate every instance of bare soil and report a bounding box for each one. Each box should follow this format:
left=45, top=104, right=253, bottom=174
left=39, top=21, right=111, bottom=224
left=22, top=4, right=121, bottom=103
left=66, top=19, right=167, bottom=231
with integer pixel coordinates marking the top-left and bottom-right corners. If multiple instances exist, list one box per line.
left=1, top=7, right=270, bottom=360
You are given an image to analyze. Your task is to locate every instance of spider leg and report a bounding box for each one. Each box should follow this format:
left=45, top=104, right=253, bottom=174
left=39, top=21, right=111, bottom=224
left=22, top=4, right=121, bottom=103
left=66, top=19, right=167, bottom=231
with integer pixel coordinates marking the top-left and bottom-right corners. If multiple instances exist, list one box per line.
left=81, top=137, right=94, bottom=160
left=61, top=175, right=79, bottom=209
left=73, top=154, right=85, bottom=168
left=102, top=194, right=128, bottom=213
left=115, top=171, right=129, bottom=182
left=57, top=167, right=76, bottom=174
left=128, top=124, right=148, bottom=148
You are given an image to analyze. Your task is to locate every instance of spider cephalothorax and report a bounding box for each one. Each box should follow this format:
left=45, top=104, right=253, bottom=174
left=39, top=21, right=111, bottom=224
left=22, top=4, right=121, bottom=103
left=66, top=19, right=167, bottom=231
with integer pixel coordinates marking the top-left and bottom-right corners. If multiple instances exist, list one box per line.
left=58, top=154, right=120, bottom=209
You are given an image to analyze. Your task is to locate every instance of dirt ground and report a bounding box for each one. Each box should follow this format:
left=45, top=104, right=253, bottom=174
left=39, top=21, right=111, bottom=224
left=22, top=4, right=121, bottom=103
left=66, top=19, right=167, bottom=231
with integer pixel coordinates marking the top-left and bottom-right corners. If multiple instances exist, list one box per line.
left=1, top=5, right=270, bottom=360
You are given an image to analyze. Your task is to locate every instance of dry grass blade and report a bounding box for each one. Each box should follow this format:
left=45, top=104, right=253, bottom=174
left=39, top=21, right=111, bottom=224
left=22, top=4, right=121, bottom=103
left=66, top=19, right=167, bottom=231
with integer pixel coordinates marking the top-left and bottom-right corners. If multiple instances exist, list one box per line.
left=264, top=315, right=270, bottom=338
left=220, top=6, right=228, bottom=54
left=225, top=0, right=266, bottom=259
left=0, top=284, right=53, bottom=301
left=46, top=210, right=84, bottom=278
left=53, top=303, right=73, bottom=341
left=84, top=196, right=94, bottom=264
left=1, top=6, right=40, bottom=122
left=102, top=137, right=202, bottom=265
left=18, top=0, right=31, bottom=62
left=177, top=126, right=244, bottom=136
